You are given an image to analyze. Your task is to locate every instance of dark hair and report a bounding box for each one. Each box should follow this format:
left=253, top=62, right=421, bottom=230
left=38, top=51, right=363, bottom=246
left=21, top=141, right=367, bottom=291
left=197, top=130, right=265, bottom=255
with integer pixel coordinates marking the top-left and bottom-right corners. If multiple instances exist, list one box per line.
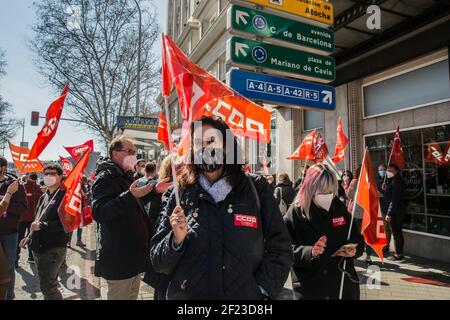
left=44, top=163, right=63, bottom=175
left=145, top=161, right=156, bottom=174
left=109, top=136, right=133, bottom=158
left=341, top=170, right=353, bottom=181
left=178, top=116, right=244, bottom=189
left=388, top=164, right=400, bottom=172
left=0, top=156, right=7, bottom=168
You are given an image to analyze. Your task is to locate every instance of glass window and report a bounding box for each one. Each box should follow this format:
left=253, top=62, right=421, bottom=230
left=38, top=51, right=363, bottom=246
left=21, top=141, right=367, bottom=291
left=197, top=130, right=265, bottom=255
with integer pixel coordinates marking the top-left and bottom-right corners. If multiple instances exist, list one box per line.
left=363, top=59, right=450, bottom=117
left=304, top=110, right=324, bottom=131
left=365, top=124, right=450, bottom=236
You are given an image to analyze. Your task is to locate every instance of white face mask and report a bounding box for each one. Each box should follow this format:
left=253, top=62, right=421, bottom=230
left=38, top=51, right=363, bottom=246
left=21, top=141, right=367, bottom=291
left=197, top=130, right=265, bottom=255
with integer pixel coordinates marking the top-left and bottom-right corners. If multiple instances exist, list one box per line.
left=43, top=176, right=57, bottom=187
left=314, top=193, right=334, bottom=212
left=386, top=171, right=395, bottom=179
left=123, top=155, right=138, bottom=172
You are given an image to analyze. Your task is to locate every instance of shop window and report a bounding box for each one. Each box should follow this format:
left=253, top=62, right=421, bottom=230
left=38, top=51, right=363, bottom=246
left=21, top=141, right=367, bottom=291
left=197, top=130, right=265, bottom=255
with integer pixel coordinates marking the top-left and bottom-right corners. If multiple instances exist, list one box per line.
left=365, top=124, right=450, bottom=237
left=363, top=59, right=450, bottom=117
left=303, top=110, right=324, bottom=131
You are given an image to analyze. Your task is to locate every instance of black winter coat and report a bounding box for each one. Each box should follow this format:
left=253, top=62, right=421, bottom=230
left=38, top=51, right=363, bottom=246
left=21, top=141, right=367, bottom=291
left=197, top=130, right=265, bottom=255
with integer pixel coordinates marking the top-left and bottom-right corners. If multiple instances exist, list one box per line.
left=283, top=198, right=365, bottom=300
left=382, top=175, right=407, bottom=217
left=92, top=158, right=158, bottom=280
left=274, top=181, right=296, bottom=208
left=150, top=173, right=293, bottom=300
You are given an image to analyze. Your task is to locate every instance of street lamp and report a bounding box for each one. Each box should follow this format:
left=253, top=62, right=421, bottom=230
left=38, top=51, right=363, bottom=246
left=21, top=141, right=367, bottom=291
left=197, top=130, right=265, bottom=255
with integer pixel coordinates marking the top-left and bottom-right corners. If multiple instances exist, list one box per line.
left=133, top=0, right=143, bottom=117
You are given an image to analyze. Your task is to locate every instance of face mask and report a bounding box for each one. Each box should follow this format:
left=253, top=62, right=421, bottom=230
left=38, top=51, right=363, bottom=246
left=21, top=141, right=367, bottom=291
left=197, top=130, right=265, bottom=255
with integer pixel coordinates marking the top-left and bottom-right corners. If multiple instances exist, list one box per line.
left=194, top=147, right=224, bottom=173
left=43, top=176, right=58, bottom=187
left=343, top=176, right=350, bottom=182
left=378, top=170, right=386, bottom=178
left=123, top=155, right=138, bottom=172
left=29, top=174, right=38, bottom=181
left=386, top=171, right=395, bottom=179
left=314, top=193, right=334, bottom=212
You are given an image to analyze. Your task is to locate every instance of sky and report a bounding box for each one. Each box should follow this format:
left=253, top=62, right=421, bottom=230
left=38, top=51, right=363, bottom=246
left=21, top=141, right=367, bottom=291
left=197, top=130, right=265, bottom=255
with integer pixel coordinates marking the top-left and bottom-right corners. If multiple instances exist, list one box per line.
left=0, top=0, right=167, bottom=161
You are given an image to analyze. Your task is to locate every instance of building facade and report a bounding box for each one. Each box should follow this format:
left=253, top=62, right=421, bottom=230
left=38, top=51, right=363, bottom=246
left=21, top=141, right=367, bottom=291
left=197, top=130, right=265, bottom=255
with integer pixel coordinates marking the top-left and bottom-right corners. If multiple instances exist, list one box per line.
left=161, top=0, right=450, bottom=262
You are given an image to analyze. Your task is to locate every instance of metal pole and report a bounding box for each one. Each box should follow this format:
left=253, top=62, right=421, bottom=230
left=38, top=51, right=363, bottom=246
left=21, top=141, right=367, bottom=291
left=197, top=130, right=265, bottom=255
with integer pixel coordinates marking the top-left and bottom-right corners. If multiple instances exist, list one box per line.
left=21, top=119, right=25, bottom=144
left=133, top=0, right=143, bottom=117
left=164, top=96, right=180, bottom=207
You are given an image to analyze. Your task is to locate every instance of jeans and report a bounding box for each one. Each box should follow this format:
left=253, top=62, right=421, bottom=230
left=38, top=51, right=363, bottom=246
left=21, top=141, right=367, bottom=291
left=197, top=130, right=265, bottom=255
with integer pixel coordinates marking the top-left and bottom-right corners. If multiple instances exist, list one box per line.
left=390, top=215, right=404, bottom=255
left=33, top=247, right=67, bottom=300
left=17, top=221, right=33, bottom=261
left=0, top=233, right=18, bottom=300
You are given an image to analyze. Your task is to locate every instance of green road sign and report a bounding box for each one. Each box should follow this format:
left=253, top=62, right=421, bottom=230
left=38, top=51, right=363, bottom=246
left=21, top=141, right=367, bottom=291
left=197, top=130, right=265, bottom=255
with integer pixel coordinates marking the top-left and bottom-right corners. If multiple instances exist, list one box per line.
left=227, top=36, right=335, bottom=83
left=227, top=5, right=334, bottom=55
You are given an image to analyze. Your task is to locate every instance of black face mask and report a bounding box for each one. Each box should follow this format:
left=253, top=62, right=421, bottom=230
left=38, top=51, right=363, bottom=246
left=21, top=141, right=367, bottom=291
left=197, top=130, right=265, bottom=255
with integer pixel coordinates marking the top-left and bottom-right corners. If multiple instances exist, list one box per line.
left=29, top=174, right=38, bottom=181
left=194, top=147, right=224, bottom=173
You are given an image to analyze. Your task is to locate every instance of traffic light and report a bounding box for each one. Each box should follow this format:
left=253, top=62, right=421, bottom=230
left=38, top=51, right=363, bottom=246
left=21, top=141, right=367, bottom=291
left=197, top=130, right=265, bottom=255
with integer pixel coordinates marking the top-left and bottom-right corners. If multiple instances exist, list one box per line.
left=31, top=111, right=39, bottom=126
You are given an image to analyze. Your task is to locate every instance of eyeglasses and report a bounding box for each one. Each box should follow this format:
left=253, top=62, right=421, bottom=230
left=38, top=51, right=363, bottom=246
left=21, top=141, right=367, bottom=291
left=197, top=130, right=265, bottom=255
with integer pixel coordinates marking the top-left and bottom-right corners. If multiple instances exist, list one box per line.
left=116, top=149, right=136, bottom=155
left=337, top=257, right=360, bottom=284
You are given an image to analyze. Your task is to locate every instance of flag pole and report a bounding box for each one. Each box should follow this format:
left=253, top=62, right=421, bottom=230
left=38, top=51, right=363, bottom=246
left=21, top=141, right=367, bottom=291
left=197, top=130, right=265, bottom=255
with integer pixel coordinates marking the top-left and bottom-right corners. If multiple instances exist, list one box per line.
left=163, top=96, right=180, bottom=207
left=338, top=147, right=368, bottom=300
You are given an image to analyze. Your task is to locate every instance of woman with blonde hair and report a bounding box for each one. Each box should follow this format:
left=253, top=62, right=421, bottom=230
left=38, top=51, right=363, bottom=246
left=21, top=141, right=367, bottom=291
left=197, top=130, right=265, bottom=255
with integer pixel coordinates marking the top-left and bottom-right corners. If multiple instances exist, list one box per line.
left=283, top=164, right=364, bottom=300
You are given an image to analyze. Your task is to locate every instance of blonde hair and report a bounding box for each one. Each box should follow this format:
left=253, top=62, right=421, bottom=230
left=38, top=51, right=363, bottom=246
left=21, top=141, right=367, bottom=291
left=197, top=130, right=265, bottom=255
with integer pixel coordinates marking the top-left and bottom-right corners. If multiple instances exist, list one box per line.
left=158, top=156, right=172, bottom=180
left=295, top=164, right=338, bottom=216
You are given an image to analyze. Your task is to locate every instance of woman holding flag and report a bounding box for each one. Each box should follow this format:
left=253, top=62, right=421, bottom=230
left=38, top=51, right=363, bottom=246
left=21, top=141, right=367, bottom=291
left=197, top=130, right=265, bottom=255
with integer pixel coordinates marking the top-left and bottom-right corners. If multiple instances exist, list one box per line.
left=150, top=116, right=292, bottom=300
left=283, top=164, right=365, bottom=300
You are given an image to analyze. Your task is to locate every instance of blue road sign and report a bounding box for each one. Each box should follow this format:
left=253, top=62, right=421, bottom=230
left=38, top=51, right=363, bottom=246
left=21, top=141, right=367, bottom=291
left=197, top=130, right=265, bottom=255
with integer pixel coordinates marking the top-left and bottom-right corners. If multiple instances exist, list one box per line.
left=229, top=69, right=335, bottom=111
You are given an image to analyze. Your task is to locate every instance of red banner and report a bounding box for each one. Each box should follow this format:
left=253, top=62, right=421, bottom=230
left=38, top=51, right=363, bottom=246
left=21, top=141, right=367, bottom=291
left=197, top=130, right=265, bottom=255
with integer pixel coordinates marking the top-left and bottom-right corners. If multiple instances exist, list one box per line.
left=356, top=149, right=387, bottom=261
left=442, top=142, right=450, bottom=164
left=287, top=130, right=316, bottom=161
left=64, top=139, right=94, bottom=161
left=59, top=156, right=73, bottom=175
left=162, top=34, right=271, bottom=154
left=8, top=141, right=44, bottom=173
left=28, top=83, right=69, bottom=161
left=389, top=126, right=405, bottom=170
left=311, top=132, right=329, bottom=163
left=331, top=117, right=349, bottom=163
left=58, top=147, right=92, bottom=232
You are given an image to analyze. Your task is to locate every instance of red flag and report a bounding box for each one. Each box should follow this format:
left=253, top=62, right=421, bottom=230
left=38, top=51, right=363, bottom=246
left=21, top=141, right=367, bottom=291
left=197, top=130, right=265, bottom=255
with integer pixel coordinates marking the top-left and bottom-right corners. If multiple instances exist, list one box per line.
left=331, top=117, right=349, bottom=163
left=157, top=112, right=171, bottom=151
left=64, top=140, right=94, bottom=161
left=58, top=147, right=91, bottom=232
left=28, top=83, right=69, bottom=161
left=443, top=142, right=450, bottom=164
left=389, top=126, right=405, bottom=170
left=311, top=132, right=329, bottom=163
left=59, top=156, right=73, bottom=175
left=287, top=130, right=316, bottom=160
left=356, top=148, right=387, bottom=261
left=426, top=141, right=445, bottom=165
left=162, top=34, right=271, bottom=155
left=8, top=141, right=44, bottom=173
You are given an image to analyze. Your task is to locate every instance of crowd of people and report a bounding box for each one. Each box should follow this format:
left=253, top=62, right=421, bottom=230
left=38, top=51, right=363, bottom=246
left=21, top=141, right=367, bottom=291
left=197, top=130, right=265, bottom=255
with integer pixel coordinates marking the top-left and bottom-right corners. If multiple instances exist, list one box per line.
left=0, top=115, right=408, bottom=300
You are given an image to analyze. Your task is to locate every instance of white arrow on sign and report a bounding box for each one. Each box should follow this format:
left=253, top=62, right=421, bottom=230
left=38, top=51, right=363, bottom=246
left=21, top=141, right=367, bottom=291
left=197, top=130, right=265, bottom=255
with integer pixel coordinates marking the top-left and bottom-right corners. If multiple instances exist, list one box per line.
left=321, top=90, right=333, bottom=105
left=235, top=42, right=249, bottom=57
left=236, top=10, right=250, bottom=25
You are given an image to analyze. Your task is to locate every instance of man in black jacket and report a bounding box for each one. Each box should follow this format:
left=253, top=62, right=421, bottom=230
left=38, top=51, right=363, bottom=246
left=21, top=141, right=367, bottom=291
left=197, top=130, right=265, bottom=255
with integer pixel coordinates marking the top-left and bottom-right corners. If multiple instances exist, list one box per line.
left=0, top=156, right=27, bottom=300
left=92, top=136, right=169, bottom=300
left=20, top=164, right=68, bottom=300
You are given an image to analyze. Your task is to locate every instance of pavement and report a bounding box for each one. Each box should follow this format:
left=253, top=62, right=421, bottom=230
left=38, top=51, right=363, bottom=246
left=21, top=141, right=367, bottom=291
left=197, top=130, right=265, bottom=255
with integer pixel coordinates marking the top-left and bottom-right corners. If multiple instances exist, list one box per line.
left=13, top=224, right=450, bottom=300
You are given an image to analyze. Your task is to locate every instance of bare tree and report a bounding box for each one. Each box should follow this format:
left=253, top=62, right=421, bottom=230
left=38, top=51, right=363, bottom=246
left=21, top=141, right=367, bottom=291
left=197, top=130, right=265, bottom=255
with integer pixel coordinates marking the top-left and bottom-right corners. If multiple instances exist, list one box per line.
left=0, top=49, right=19, bottom=147
left=30, top=0, right=161, bottom=146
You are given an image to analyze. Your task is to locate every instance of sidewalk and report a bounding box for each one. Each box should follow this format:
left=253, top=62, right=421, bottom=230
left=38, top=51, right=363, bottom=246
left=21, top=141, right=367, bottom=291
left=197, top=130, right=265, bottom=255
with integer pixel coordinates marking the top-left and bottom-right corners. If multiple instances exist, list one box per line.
left=13, top=225, right=450, bottom=300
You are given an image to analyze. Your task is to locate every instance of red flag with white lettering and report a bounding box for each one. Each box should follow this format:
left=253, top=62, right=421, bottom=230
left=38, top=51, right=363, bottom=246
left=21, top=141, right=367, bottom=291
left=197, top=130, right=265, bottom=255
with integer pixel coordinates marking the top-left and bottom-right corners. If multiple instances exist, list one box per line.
left=331, top=117, right=349, bottom=163
left=162, top=34, right=271, bottom=155
left=28, top=83, right=69, bottom=161
left=389, top=126, right=405, bottom=170
left=64, top=140, right=94, bottom=161
left=443, top=142, right=450, bottom=164
left=355, top=148, right=387, bottom=261
left=58, top=147, right=91, bottom=232
left=287, top=130, right=316, bottom=160
left=311, top=132, right=329, bottom=163
left=59, top=156, right=73, bottom=176
left=8, top=141, right=44, bottom=173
